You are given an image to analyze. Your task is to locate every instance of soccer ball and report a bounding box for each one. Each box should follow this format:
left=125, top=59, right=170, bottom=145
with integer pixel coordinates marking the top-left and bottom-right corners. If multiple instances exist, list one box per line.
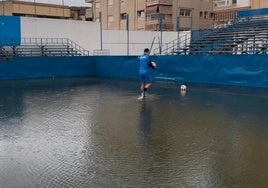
left=150, top=61, right=156, bottom=70
left=180, top=84, right=187, bottom=91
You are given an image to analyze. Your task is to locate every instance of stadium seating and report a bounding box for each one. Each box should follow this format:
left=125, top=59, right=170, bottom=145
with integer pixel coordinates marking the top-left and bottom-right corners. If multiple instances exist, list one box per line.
left=156, top=8, right=268, bottom=55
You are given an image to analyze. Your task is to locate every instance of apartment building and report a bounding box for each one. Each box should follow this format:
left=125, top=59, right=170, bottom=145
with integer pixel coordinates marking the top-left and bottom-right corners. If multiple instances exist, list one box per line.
left=87, top=0, right=214, bottom=31
left=213, top=0, right=268, bottom=24
left=174, top=0, right=214, bottom=30
left=0, top=0, right=92, bottom=21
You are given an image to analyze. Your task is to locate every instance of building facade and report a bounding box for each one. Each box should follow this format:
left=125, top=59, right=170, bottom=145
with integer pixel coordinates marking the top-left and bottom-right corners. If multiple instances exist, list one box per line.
left=87, top=0, right=214, bottom=31
left=86, top=0, right=147, bottom=30
left=0, top=0, right=92, bottom=21
left=213, top=0, right=268, bottom=25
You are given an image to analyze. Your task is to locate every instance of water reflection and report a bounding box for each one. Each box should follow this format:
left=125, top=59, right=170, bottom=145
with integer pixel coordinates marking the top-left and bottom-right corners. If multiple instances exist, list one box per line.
left=0, top=82, right=24, bottom=121
left=138, top=100, right=152, bottom=147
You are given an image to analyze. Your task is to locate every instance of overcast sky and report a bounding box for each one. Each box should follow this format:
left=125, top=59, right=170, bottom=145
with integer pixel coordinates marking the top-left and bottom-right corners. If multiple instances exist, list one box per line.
left=19, top=0, right=91, bottom=7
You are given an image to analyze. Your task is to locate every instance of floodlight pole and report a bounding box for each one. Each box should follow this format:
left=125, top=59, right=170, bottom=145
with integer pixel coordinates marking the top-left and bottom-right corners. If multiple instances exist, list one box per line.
left=62, top=0, right=65, bottom=18
left=176, top=17, right=180, bottom=51
left=190, top=16, right=193, bottom=43
left=99, top=12, right=103, bottom=50
left=34, top=0, right=36, bottom=16
left=2, top=0, right=5, bottom=15
left=126, top=14, right=129, bottom=56
left=159, top=14, right=163, bottom=55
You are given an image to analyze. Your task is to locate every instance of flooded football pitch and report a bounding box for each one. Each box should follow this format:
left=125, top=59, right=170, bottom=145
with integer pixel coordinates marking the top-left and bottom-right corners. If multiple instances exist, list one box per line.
left=0, top=77, right=267, bottom=188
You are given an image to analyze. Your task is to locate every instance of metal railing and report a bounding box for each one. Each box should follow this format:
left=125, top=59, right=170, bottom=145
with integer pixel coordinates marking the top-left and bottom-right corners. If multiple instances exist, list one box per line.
left=93, top=49, right=110, bottom=56
left=0, top=37, right=90, bottom=59
left=153, top=33, right=191, bottom=55
left=21, top=38, right=90, bottom=56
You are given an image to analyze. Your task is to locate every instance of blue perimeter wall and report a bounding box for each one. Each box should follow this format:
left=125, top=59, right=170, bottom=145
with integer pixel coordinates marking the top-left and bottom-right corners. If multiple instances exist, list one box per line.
left=0, top=55, right=268, bottom=88
left=95, top=55, right=268, bottom=88
left=0, top=56, right=95, bottom=80
left=0, top=16, right=21, bottom=45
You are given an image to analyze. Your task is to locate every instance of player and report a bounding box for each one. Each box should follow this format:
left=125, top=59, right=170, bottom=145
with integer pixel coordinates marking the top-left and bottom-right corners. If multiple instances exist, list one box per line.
left=137, top=48, right=156, bottom=99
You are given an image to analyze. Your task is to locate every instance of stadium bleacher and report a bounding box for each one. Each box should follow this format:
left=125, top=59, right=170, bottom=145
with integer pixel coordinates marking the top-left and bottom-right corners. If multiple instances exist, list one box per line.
left=0, top=38, right=89, bottom=60
left=156, top=8, right=268, bottom=55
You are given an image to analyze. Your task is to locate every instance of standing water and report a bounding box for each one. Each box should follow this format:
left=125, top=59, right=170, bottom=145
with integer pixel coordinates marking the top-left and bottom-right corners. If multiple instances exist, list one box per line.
left=0, top=77, right=267, bottom=188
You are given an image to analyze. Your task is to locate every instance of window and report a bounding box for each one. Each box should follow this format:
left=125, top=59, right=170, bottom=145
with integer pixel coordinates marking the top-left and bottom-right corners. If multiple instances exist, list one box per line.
left=200, top=11, right=203, bottom=18
left=180, top=9, right=191, bottom=17
left=210, top=13, right=214, bottom=19
left=121, top=0, right=127, bottom=2
left=164, top=14, right=172, bottom=21
left=204, top=11, right=208, bottom=19
left=108, top=15, right=114, bottom=22
left=146, top=14, right=160, bottom=21
left=146, top=14, right=171, bottom=21
left=120, top=13, right=127, bottom=20
left=232, top=0, right=237, bottom=4
left=137, top=10, right=145, bottom=18
left=108, top=0, right=113, bottom=5
left=96, top=2, right=100, bottom=8
left=214, top=1, right=226, bottom=8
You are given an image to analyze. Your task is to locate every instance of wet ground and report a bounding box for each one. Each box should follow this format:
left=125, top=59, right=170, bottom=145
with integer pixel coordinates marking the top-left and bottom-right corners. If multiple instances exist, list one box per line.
left=0, top=77, right=267, bottom=188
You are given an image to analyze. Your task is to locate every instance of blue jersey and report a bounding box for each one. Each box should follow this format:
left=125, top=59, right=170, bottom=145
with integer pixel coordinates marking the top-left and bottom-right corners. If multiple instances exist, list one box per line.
left=138, top=54, right=151, bottom=74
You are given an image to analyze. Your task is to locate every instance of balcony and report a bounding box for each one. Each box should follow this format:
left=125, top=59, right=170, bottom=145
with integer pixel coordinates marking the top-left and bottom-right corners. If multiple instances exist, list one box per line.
left=214, top=3, right=237, bottom=10
left=146, top=5, right=172, bottom=14
left=145, top=20, right=173, bottom=31
left=146, top=0, right=172, bottom=7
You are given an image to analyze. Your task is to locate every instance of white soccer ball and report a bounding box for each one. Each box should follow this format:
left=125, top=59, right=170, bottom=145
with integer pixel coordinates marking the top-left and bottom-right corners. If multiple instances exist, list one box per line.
left=180, top=84, right=187, bottom=91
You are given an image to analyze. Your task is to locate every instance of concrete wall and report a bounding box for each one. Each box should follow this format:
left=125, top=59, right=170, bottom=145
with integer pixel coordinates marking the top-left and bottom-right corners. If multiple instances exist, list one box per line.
left=102, top=30, right=181, bottom=55
left=20, top=17, right=183, bottom=55
left=21, top=17, right=100, bottom=53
